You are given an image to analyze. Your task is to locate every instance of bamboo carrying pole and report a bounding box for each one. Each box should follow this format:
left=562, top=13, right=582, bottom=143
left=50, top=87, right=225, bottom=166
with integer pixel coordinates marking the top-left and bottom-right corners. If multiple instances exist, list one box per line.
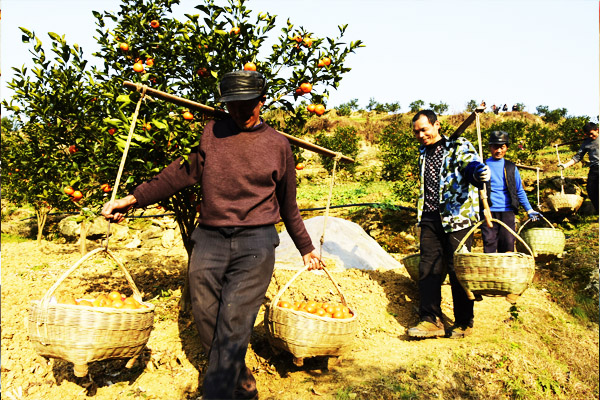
left=122, top=81, right=355, bottom=163
left=475, top=112, right=494, bottom=228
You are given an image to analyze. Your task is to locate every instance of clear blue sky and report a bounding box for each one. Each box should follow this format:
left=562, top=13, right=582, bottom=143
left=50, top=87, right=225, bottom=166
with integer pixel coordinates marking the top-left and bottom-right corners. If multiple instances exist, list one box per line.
left=2, top=0, right=598, bottom=118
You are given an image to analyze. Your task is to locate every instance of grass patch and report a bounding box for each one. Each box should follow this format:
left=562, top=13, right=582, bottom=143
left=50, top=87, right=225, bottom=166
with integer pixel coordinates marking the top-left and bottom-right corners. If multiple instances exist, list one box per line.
left=1, top=233, right=30, bottom=243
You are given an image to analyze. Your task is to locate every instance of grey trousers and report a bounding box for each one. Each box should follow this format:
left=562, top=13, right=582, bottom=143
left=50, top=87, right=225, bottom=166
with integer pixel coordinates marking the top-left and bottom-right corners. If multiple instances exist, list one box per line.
left=188, top=224, right=279, bottom=399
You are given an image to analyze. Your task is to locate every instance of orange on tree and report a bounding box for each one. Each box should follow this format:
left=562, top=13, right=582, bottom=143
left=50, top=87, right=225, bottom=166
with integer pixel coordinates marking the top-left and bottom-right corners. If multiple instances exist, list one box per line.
left=133, top=62, right=145, bottom=72
left=108, top=128, right=116, bottom=135
left=146, top=58, right=154, bottom=66
left=197, top=67, right=209, bottom=77
left=314, top=104, right=326, bottom=115
left=322, top=56, right=331, bottom=66
left=183, top=111, right=194, bottom=120
left=306, top=104, right=316, bottom=113
left=230, top=26, right=240, bottom=35
left=101, top=183, right=112, bottom=193
left=71, top=190, right=83, bottom=201
left=68, top=144, right=77, bottom=154
left=317, top=59, right=325, bottom=67
left=300, top=82, right=312, bottom=93
left=119, top=42, right=129, bottom=51
left=243, top=62, right=256, bottom=71
left=303, top=37, right=313, bottom=47
left=150, top=19, right=160, bottom=28
left=294, top=88, right=303, bottom=95
left=64, top=186, right=75, bottom=195
left=292, top=34, right=302, bottom=43
left=296, top=163, right=305, bottom=170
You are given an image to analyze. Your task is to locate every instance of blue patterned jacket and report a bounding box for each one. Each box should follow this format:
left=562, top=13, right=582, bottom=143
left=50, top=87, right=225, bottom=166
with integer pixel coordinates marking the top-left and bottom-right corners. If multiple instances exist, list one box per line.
left=417, top=135, right=485, bottom=233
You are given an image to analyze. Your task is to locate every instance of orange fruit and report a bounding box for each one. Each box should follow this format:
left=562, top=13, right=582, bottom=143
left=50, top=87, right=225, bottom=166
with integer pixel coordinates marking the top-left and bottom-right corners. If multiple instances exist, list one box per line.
left=293, top=35, right=302, bottom=43
left=183, top=111, right=194, bottom=120
left=325, top=305, right=336, bottom=314
left=108, top=291, right=122, bottom=301
left=322, top=56, right=331, bottom=66
left=197, top=68, right=209, bottom=77
left=146, top=58, right=154, bottom=66
left=123, top=297, right=140, bottom=306
left=78, top=299, right=94, bottom=307
left=315, top=308, right=327, bottom=317
left=108, top=128, right=116, bottom=135
left=119, top=42, right=129, bottom=51
left=295, top=88, right=303, bottom=95
left=296, top=163, right=305, bottom=170
left=303, top=37, right=313, bottom=47
left=230, top=26, right=240, bottom=35
left=150, top=20, right=160, bottom=28
left=71, top=190, right=83, bottom=201
left=102, top=184, right=112, bottom=193
left=68, top=144, right=77, bottom=154
left=111, top=299, right=124, bottom=309
left=300, top=82, right=312, bottom=93
left=60, top=296, right=77, bottom=305
left=64, top=186, right=74, bottom=195
left=314, top=104, right=325, bottom=116
left=307, top=104, right=316, bottom=113
left=133, top=62, right=144, bottom=72
left=333, top=311, right=344, bottom=319
left=318, top=59, right=325, bottom=67
left=277, top=300, right=292, bottom=309
left=121, top=303, right=139, bottom=310
left=243, top=62, right=257, bottom=71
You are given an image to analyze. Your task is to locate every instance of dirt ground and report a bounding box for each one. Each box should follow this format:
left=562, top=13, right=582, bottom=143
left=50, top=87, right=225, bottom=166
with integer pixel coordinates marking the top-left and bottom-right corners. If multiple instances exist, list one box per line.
left=1, top=234, right=599, bottom=399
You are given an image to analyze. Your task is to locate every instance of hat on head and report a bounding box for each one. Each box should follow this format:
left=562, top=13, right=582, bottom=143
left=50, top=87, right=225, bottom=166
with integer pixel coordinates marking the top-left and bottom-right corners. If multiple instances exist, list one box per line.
left=489, top=130, right=510, bottom=145
left=218, top=70, right=267, bottom=103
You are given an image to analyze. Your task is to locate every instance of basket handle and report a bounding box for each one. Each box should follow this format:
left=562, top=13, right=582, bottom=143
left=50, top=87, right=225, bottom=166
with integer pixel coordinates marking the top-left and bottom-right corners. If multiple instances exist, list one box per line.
left=39, top=247, right=144, bottom=310
left=271, top=261, right=350, bottom=309
left=456, top=218, right=535, bottom=257
left=517, top=214, right=555, bottom=235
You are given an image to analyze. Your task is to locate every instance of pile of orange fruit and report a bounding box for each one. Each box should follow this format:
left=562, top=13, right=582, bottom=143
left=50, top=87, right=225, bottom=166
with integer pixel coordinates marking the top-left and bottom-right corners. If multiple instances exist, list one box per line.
left=277, top=300, right=353, bottom=319
left=58, top=291, right=148, bottom=310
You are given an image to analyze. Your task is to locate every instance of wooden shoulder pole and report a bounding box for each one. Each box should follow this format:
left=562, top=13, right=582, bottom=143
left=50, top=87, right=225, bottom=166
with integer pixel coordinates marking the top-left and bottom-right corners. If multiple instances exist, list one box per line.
left=122, top=81, right=355, bottom=163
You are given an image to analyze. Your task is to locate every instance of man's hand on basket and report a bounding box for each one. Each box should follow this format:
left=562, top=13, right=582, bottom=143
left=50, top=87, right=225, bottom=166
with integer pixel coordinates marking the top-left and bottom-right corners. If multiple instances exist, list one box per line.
left=303, top=250, right=323, bottom=271
left=101, top=195, right=137, bottom=223
left=527, top=210, right=542, bottom=221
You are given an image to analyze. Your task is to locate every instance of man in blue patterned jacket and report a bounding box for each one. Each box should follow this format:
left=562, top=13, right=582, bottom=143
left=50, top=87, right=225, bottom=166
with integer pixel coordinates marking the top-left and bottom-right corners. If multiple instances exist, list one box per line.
left=408, top=110, right=490, bottom=339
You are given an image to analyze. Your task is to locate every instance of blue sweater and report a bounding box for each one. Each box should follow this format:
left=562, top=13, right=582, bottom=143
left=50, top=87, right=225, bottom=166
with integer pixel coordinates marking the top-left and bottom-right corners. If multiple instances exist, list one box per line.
left=486, top=158, right=533, bottom=213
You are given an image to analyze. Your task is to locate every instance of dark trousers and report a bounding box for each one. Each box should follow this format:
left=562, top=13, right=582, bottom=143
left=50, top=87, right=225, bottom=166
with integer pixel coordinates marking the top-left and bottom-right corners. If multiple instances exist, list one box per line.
left=588, top=167, right=599, bottom=214
left=419, top=214, right=474, bottom=327
left=481, top=211, right=516, bottom=253
left=188, top=224, right=280, bottom=399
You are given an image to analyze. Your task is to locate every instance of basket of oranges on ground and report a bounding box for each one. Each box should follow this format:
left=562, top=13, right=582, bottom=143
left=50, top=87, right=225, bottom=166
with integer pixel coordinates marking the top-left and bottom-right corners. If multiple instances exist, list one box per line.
left=266, top=264, right=358, bottom=366
left=28, top=247, right=155, bottom=377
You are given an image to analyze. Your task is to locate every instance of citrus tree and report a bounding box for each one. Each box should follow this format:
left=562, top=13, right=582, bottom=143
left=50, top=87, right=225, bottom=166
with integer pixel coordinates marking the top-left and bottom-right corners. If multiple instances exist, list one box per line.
left=89, top=0, right=363, bottom=255
left=2, top=29, right=123, bottom=250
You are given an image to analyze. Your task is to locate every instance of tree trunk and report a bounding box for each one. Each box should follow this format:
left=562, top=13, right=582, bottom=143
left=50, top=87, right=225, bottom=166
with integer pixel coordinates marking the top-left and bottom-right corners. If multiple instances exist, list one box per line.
left=170, top=190, right=200, bottom=313
left=34, top=206, right=50, bottom=247
left=79, top=217, right=90, bottom=256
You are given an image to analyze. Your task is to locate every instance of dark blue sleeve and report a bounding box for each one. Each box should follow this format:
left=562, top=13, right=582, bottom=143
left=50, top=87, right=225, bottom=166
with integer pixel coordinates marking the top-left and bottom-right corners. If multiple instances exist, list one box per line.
left=464, top=160, right=485, bottom=189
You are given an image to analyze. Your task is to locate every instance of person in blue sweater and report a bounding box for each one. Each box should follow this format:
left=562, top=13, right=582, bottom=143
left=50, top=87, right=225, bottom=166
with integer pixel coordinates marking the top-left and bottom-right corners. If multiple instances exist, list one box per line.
left=482, top=131, right=541, bottom=253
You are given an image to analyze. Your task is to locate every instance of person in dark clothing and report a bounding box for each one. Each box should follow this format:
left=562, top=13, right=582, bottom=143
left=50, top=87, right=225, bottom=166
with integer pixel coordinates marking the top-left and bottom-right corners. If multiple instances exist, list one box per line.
left=482, top=131, right=542, bottom=253
left=502, top=104, right=508, bottom=112
left=558, top=122, right=599, bottom=214
left=408, top=110, right=490, bottom=339
left=102, top=70, right=321, bottom=399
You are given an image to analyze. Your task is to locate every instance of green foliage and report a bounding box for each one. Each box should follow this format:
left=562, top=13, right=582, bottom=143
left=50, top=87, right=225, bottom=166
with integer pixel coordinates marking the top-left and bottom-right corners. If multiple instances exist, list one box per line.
left=428, top=101, right=448, bottom=115
left=377, top=116, right=419, bottom=202
left=536, top=105, right=568, bottom=124
left=335, top=98, right=359, bottom=116
left=556, top=115, right=590, bottom=152
left=367, top=98, right=400, bottom=114
left=513, top=102, right=525, bottom=112
left=482, top=119, right=553, bottom=163
left=314, top=126, right=360, bottom=173
left=409, top=99, right=424, bottom=113
left=465, top=99, right=478, bottom=112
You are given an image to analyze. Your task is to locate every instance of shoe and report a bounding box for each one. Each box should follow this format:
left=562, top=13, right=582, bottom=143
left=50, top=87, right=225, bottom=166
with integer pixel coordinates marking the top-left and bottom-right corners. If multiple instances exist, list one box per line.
left=408, top=319, right=445, bottom=338
left=448, top=325, right=473, bottom=339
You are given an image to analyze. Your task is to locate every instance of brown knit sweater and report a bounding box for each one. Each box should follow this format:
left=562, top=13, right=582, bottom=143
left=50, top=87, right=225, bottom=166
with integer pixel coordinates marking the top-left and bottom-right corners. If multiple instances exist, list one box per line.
left=132, top=118, right=314, bottom=256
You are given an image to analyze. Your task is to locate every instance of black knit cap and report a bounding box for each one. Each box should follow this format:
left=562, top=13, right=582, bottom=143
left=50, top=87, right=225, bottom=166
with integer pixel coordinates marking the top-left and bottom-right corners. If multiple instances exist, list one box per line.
left=218, top=70, right=267, bottom=103
left=489, top=130, right=510, bottom=145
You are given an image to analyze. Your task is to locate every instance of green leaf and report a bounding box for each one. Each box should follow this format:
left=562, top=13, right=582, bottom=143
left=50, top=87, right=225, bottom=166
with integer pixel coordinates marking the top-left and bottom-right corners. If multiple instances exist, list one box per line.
left=48, top=32, right=62, bottom=42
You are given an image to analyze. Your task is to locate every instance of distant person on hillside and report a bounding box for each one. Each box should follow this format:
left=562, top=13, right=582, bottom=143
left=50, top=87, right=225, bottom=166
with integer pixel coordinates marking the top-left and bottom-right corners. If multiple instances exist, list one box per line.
left=512, top=104, right=519, bottom=112
left=558, top=122, right=599, bottom=214
left=409, top=110, right=490, bottom=339
left=492, top=104, right=499, bottom=115
left=502, top=104, right=508, bottom=112
left=482, top=131, right=541, bottom=253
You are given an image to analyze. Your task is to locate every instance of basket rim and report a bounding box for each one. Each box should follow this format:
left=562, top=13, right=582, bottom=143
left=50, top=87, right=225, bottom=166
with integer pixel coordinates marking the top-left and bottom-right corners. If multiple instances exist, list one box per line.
left=30, top=299, right=156, bottom=313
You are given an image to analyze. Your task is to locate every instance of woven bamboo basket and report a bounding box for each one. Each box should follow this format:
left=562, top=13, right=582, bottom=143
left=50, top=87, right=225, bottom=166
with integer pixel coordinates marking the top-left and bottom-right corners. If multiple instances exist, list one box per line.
left=454, top=218, right=535, bottom=301
left=546, top=192, right=583, bottom=212
left=402, top=253, right=421, bottom=281
left=28, top=247, right=155, bottom=377
left=517, top=215, right=565, bottom=258
left=266, top=265, right=358, bottom=365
